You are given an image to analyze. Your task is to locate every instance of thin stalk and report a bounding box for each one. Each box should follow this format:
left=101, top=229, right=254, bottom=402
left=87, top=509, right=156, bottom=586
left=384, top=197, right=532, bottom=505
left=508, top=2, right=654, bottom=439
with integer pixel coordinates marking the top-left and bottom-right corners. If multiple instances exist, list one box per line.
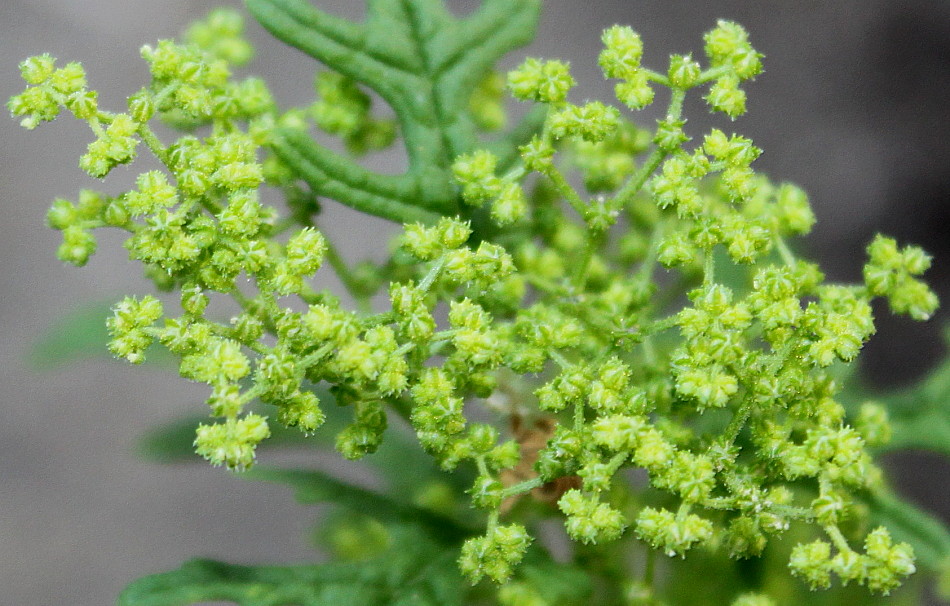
left=322, top=234, right=371, bottom=313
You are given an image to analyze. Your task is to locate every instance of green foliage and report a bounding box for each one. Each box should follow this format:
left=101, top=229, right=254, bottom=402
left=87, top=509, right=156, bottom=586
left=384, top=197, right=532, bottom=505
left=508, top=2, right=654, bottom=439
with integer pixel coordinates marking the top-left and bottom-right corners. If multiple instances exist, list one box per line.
left=119, top=531, right=465, bottom=606
left=875, top=329, right=950, bottom=457
left=246, top=0, right=543, bottom=224
left=12, top=1, right=949, bottom=604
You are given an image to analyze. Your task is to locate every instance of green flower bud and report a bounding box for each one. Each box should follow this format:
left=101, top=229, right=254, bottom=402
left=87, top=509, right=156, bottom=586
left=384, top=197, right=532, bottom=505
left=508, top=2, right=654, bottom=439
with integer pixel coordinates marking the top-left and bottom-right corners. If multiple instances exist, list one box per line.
left=704, top=20, right=763, bottom=80
left=490, top=182, right=527, bottom=225
left=65, top=90, right=98, bottom=120
left=194, top=413, right=270, bottom=470
left=775, top=183, right=815, bottom=234
left=58, top=225, right=97, bottom=266
left=599, top=25, right=643, bottom=79
left=285, top=227, right=326, bottom=276
left=508, top=58, right=574, bottom=104
left=789, top=540, right=833, bottom=589
left=49, top=62, right=87, bottom=95
left=403, top=222, right=443, bottom=261
left=653, top=119, right=689, bottom=151
left=615, top=72, right=655, bottom=110
left=706, top=75, right=747, bottom=119
left=452, top=150, right=502, bottom=207
left=125, top=171, right=179, bottom=217
left=459, top=524, right=531, bottom=584
left=469, top=475, right=504, bottom=509
left=549, top=101, right=620, bottom=143
left=336, top=405, right=386, bottom=460
left=469, top=71, right=507, bottom=131
left=855, top=401, right=892, bottom=447
left=437, top=217, right=472, bottom=249
left=519, top=135, right=555, bottom=172
left=635, top=506, right=711, bottom=556
left=9, top=84, right=61, bottom=129
left=19, top=54, right=56, bottom=85
left=668, top=54, right=701, bottom=89
left=185, top=8, right=253, bottom=66
left=47, top=198, right=78, bottom=230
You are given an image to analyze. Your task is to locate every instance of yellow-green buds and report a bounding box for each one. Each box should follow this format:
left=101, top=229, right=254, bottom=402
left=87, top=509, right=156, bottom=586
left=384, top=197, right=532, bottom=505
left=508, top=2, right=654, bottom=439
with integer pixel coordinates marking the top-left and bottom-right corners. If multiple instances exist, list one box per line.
left=194, top=414, right=270, bottom=470
left=507, top=58, right=574, bottom=104
left=559, top=489, right=627, bottom=544
left=107, top=295, right=163, bottom=364
left=185, top=8, right=254, bottom=66
left=790, top=528, right=915, bottom=594
left=635, top=506, right=712, bottom=556
left=864, top=234, right=939, bottom=320
left=599, top=25, right=643, bottom=79
left=668, top=54, right=702, bottom=89
left=549, top=102, right=620, bottom=143
left=311, top=71, right=396, bottom=155
left=706, top=75, right=747, bottom=119
left=704, top=20, right=763, bottom=81
left=125, top=171, right=179, bottom=216
left=459, top=524, right=531, bottom=584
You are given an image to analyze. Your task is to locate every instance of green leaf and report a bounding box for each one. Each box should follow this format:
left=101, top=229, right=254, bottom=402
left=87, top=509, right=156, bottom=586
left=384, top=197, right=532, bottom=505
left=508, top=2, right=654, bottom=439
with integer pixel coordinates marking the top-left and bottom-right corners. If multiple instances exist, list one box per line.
left=875, top=328, right=950, bottom=457
left=119, top=524, right=465, bottom=606
left=28, top=300, right=112, bottom=369
left=867, top=489, right=950, bottom=572
left=519, top=556, right=593, bottom=604
left=246, top=467, right=473, bottom=541
left=246, top=0, right=541, bottom=224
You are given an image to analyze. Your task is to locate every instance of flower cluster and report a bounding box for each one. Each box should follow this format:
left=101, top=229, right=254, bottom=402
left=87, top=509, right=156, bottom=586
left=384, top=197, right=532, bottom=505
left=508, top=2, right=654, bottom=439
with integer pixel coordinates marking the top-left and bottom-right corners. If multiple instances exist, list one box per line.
left=790, top=526, right=916, bottom=594
left=13, top=6, right=939, bottom=601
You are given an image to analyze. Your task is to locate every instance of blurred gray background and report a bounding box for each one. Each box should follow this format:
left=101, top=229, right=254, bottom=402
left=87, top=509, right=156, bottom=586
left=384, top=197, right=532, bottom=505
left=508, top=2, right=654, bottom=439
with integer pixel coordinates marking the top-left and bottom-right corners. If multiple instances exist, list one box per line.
left=1, top=1, right=948, bottom=604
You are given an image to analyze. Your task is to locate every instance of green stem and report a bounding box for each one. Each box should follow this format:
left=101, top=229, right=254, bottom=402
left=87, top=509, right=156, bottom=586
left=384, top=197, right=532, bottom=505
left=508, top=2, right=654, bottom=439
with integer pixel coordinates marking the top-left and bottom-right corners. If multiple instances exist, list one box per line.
left=322, top=233, right=371, bottom=313
left=825, top=524, right=852, bottom=553
left=573, top=399, right=585, bottom=430
left=500, top=477, right=545, bottom=499
left=571, top=231, right=605, bottom=290
left=541, top=163, right=587, bottom=217
left=609, top=88, right=687, bottom=211
left=703, top=248, right=715, bottom=287
left=137, top=124, right=168, bottom=164
left=609, top=147, right=666, bottom=213
left=549, top=351, right=573, bottom=369
left=360, top=311, right=398, bottom=328
left=774, top=235, right=797, bottom=267
left=694, top=65, right=731, bottom=86
left=418, top=256, right=447, bottom=292
left=299, top=341, right=335, bottom=370
left=721, top=401, right=752, bottom=449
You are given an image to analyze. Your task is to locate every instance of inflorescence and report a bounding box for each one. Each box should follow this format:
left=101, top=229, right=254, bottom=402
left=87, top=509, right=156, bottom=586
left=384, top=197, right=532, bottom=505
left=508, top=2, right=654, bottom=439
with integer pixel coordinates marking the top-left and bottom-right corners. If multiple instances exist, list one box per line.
left=10, top=8, right=938, bottom=596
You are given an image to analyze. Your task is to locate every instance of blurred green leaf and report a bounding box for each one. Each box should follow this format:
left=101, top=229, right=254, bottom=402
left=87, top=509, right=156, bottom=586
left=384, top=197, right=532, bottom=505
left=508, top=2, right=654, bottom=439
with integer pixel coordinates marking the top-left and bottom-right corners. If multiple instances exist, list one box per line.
left=28, top=300, right=112, bottom=369
left=119, top=524, right=465, bottom=606
left=876, top=329, right=950, bottom=457
left=247, top=467, right=473, bottom=542
left=519, top=556, right=592, bottom=604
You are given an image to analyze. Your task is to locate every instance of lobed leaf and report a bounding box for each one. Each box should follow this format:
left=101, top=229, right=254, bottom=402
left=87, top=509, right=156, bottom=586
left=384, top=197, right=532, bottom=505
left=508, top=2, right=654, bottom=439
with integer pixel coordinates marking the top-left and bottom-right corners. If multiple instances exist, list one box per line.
left=246, top=0, right=541, bottom=224
left=119, top=525, right=465, bottom=606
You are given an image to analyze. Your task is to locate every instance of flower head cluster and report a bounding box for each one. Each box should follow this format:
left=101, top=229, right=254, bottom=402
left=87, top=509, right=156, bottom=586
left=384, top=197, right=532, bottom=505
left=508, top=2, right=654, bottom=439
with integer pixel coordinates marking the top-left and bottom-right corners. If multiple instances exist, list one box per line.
left=789, top=527, right=916, bottom=594
left=13, top=6, right=941, bottom=602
